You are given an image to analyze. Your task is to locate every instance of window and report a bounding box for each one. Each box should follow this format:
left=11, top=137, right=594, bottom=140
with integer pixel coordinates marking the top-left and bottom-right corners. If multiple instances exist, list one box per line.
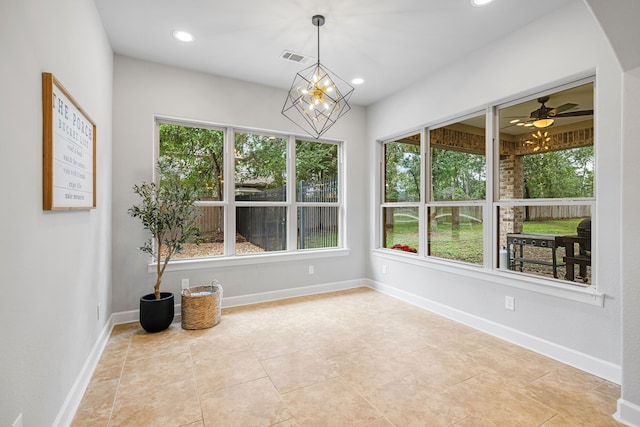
left=428, top=115, right=486, bottom=265
left=158, top=121, right=343, bottom=260
left=382, top=135, right=421, bottom=254
left=380, top=79, right=595, bottom=286
left=296, top=139, right=340, bottom=250
left=497, top=81, right=594, bottom=284
left=159, top=123, right=225, bottom=258
left=235, top=132, right=288, bottom=254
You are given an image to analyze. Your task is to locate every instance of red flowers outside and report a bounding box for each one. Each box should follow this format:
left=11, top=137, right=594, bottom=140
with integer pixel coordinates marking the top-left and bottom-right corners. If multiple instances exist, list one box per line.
left=390, top=244, right=417, bottom=253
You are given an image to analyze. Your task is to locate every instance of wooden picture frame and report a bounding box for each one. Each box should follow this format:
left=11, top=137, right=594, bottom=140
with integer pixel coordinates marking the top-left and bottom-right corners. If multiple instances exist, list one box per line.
left=42, top=72, right=96, bottom=210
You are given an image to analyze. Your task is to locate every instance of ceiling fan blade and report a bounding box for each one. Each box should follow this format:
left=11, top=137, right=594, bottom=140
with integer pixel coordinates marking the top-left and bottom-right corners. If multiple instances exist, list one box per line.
left=550, top=103, right=578, bottom=115
left=553, top=109, right=593, bottom=118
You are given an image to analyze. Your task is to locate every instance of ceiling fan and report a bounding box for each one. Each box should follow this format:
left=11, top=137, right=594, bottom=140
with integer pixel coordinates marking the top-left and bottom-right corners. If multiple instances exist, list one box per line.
left=508, top=96, right=593, bottom=129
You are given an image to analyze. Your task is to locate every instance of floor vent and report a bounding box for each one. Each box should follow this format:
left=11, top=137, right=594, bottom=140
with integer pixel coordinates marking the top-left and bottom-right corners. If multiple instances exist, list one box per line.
left=281, top=50, right=312, bottom=64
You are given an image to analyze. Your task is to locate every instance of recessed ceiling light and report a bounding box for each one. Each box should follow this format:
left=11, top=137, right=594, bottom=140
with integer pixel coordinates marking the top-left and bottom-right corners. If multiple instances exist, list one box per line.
left=471, top=0, right=495, bottom=6
left=351, top=78, right=364, bottom=85
left=172, top=30, right=194, bottom=42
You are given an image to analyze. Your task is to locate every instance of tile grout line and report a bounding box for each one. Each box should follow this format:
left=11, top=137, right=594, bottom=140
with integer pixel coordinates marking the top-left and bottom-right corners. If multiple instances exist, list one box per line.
left=107, top=329, right=133, bottom=426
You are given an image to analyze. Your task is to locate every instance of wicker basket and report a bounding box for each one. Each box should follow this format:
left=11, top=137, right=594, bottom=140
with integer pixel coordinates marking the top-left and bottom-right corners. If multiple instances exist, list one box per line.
left=180, top=281, right=222, bottom=330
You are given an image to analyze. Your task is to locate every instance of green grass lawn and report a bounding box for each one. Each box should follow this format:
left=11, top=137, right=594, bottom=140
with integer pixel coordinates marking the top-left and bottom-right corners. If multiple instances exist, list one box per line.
left=522, top=218, right=583, bottom=235
left=386, top=218, right=583, bottom=265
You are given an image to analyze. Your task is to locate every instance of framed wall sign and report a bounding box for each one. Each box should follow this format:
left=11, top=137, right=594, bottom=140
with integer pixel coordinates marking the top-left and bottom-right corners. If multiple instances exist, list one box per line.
left=42, top=72, right=96, bottom=210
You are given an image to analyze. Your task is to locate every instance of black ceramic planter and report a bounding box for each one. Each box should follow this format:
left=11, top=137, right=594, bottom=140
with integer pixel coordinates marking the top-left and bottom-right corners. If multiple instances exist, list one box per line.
left=139, top=292, right=175, bottom=333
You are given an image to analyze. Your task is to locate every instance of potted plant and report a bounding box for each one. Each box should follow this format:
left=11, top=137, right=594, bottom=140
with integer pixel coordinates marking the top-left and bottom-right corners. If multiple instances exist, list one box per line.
left=128, top=158, right=201, bottom=332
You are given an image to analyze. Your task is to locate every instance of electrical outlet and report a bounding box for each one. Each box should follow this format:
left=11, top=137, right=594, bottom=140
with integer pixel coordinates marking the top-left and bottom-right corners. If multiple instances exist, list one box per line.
left=308, top=265, right=314, bottom=275
left=382, top=264, right=387, bottom=274
left=181, top=278, right=190, bottom=290
left=505, top=296, right=515, bottom=311
left=12, top=413, right=23, bottom=427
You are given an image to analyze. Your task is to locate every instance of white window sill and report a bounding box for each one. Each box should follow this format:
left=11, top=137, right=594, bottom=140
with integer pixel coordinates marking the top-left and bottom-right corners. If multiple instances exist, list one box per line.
left=148, top=248, right=351, bottom=273
left=372, top=249, right=605, bottom=307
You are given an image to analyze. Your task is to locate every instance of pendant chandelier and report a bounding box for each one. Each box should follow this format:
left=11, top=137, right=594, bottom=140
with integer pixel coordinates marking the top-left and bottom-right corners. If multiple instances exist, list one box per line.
left=282, top=15, right=354, bottom=139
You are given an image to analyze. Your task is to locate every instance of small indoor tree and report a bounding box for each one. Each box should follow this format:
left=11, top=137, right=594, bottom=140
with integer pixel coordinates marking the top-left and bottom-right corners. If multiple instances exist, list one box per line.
left=128, top=158, right=201, bottom=300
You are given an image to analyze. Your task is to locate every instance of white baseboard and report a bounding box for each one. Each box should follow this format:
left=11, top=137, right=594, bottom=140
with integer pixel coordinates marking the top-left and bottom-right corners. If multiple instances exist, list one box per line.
left=366, top=279, right=621, bottom=384
left=111, top=308, right=139, bottom=325
left=221, top=279, right=366, bottom=308
left=110, top=280, right=366, bottom=326
left=52, top=315, right=115, bottom=427
left=112, top=307, right=182, bottom=325
left=616, top=399, right=640, bottom=427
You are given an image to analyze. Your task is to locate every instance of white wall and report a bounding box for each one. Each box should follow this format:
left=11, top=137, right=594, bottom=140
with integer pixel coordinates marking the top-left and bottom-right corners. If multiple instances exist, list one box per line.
left=111, top=56, right=367, bottom=313
left=585, top=1, right=640, bottom=421
left=0, top=0, right=113, bottom=426
left=367, top=0, right=622, bottom=373
left=619, top=65, right=640, bottom=424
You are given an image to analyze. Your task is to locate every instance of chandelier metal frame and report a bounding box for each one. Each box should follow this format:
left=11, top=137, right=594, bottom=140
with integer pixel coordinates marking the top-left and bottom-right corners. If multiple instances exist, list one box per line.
left=282, top=15, right=354, bottom=139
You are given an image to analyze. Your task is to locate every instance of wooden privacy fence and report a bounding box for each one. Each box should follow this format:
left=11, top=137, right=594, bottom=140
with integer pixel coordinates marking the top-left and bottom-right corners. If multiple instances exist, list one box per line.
left=526, top=205, right=591, bottom=220
left=236, top=205, right=287, bottom=251
left=299, top=206, right=338, bottom=249
left=197, top=205, right=223, bottom=234
left=232, top=179, right=338, bottom=251
left=297, top=179, right=338, bottom=249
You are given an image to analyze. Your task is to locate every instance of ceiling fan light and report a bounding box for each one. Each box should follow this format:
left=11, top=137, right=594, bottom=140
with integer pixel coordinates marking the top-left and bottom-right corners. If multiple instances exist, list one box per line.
left=533, top=118, right=554, bottom=128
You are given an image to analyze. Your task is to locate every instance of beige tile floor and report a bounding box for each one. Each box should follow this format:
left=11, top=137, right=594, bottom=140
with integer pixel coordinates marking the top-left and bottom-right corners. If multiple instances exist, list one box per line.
left=72, top=287, right=622, bottom=426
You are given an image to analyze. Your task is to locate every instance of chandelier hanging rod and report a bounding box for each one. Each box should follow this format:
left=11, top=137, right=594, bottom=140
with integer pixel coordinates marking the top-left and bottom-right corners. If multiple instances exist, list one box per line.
left=312, top=15, right=325, bottom=64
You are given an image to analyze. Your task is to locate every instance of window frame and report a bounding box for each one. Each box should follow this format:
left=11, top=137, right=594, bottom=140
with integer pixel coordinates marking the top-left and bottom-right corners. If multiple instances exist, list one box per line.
left=425, top=111, right=488, bottom=267
left=376, top=77, right=603, bottom=305
left=152, top=116, right=347, bottom=268
left=379, top=131, right=425, bottom=255
left=294, top=138, right=343, bottom=251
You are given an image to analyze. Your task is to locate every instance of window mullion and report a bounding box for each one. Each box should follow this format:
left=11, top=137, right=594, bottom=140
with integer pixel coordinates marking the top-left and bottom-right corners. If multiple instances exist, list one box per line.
left=377, top=151, right=383, bottom=249
left=287, top=135, right=297, bottom=251
left=339, top=141, right=346, bottom=248
left=224, top=127, right=236, bottom=256
left=419, top=128, right=427, bottom=257
left=485, top=106, right=496, bottom=269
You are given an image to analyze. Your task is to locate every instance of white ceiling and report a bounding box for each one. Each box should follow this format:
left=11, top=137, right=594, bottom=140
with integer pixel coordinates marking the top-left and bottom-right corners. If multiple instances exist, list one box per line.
left=94, top=0, right=577, bottom=106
